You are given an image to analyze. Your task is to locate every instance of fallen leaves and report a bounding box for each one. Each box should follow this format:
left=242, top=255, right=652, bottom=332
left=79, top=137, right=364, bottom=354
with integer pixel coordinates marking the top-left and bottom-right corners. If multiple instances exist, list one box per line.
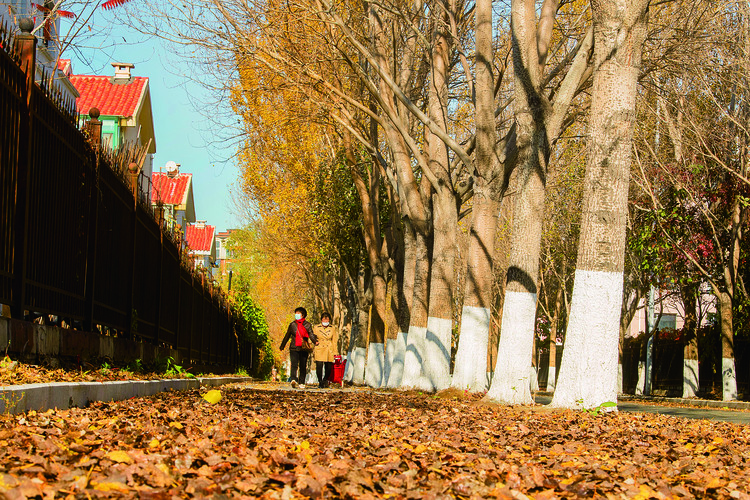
left=202, top=389, right=222, bottom=404
left=0, top=385, right=748, bottom=498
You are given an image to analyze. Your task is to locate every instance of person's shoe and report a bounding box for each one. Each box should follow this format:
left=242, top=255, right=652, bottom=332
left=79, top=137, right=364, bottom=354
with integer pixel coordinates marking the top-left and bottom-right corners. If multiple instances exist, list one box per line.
left=291, top=380, right=298, bottom=388
left=298, top=384, right=306, bottom=389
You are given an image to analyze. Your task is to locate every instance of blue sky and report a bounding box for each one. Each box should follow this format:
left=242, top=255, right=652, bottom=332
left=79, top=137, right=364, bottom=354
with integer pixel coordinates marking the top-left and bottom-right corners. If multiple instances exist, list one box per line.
left=66, top=15, right=242, bottom=233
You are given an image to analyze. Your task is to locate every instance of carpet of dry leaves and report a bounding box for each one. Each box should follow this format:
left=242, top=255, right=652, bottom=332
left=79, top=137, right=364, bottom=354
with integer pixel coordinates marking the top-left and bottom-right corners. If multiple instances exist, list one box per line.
left=0, top=356, right=216, bottom=386
left=0, top=383, right=748, bottom=499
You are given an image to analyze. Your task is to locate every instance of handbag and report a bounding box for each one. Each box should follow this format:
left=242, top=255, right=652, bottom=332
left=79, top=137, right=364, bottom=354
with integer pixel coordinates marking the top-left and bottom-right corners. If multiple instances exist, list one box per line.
left=301, top=338, right=314, bottom=352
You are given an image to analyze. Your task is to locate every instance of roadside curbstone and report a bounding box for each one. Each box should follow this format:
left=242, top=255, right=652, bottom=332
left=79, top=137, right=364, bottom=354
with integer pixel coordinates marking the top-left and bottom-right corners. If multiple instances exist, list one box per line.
left=0, top=377, right=253, bottom=415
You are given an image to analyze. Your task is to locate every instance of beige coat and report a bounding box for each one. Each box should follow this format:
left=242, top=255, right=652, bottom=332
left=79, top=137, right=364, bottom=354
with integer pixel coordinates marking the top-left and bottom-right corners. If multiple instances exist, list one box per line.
left=313, top=324, right=338, bottom=362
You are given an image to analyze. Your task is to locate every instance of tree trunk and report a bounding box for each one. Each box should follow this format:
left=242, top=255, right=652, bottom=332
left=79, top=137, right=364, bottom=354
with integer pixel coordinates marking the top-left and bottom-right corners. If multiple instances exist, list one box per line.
left=552, top=0, right=649, bottom=409
left=547, top=287, right=562, bottom=391
left=386, top=219, right=415, bottom=388
left=401, top=229, right=433, bottom=390
left=451, top=184, right=500, bottom=392
left=422, top=14, right=455, bottom=391
left=719, top=289, right=737, bottom=401
left=681, top=285, right=699, bottom=398
left=451, top=0, right=500, bottom=393
left=486, top=0, right=549, bottom=406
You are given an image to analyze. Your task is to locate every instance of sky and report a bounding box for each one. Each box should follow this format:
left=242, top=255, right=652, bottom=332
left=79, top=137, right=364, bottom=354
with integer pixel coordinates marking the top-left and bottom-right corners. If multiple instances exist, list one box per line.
left=64, top=13, right=243, bottom=234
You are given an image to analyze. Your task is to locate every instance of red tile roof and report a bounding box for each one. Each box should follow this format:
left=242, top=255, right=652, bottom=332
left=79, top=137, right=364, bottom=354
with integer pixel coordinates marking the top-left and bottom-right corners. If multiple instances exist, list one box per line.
left=151, top=172, right=192, bottom=206
left=186, top=223, right=216, bottom=254
left=69, top=75, right=148, bottom=117
left=57, top=59, right=72, bottom=76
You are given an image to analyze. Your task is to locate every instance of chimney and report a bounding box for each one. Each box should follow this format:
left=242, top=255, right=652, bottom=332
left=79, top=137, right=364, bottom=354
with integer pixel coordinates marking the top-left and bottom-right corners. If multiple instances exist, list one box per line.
left=165, top=160, right=179, bottom=178
left=111, top=62, right=134, bottom=82
left=195, top=220, right=206, bottom=229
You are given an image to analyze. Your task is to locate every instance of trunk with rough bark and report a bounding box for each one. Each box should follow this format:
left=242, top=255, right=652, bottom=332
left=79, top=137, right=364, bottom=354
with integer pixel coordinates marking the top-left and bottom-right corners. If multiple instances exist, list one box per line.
left=680, top=285, right=699, bottom=398
left=552, top=0, right=649, bottom=410
left=402, top=228, right=433, bottom=390
left=451, top=0, right=501, bottom=393
left=719, top=289, right=737, bottom=401
left=452, top=184, right=501, bottom=392
left=423, top=17, right=456, bottom=392
left=386, top=219, right=415, bottom=387
left=486, top=0, right=549, bottom=406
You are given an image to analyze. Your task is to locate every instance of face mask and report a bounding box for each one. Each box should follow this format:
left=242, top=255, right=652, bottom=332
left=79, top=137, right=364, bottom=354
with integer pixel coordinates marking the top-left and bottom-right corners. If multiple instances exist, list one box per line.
left=322, top=321, right=329, bottom=327
left=295, top=313, right=302, bottom=320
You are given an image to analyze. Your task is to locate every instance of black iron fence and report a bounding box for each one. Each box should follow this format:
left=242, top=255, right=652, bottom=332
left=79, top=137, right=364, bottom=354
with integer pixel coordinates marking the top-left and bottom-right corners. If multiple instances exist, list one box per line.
left=0, top=23, right=251, bottom=371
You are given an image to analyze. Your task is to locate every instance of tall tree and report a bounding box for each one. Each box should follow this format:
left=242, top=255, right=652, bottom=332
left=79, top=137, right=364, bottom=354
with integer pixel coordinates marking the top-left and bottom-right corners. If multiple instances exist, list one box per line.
left=553, top=0, right=650, bottom=409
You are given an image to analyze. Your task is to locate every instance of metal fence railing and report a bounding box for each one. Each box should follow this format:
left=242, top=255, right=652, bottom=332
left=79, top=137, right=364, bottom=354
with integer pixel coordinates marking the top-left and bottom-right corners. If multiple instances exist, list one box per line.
left=0, top=21, right=247, bottom=371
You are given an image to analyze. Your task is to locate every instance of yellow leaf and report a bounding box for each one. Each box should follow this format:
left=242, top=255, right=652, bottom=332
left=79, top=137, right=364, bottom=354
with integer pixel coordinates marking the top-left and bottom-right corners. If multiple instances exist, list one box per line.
left=105, top=451, right=133, bottom=464
left=706, top=478, right=725, bottom=489
left=91, top=481, right=129, bottom=492
left=296, top=440, right=310, bottom=452
left=202, top=390, right=222, bottom=404
left=413, top=444, right=427, bottom=454
left=169, top=421, right=183, bottom=430
left=633, top=484, right=656, bottom=500
left=149, top=439, right=160, bottom=449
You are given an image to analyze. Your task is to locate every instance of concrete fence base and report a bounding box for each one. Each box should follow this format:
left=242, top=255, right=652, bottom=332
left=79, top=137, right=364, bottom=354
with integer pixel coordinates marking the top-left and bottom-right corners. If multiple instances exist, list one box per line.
left=0, top=316, right=233, bottom=373
left=0, top=376, right=251, bottom=415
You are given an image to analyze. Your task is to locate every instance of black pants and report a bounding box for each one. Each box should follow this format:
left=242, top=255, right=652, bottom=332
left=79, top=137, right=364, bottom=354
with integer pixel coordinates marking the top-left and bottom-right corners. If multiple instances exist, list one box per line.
left=316, top=361, right=333, bottom=387
left=290, top=350, right=309, bottom=384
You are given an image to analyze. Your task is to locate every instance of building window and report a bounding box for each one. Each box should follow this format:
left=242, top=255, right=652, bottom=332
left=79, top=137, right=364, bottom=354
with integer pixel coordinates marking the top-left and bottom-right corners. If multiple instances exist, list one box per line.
left=657, top=313, right=676, bottom=331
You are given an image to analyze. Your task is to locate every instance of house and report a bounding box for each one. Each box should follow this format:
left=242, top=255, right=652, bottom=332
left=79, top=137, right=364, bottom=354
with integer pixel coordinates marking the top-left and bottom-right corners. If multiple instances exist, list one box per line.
left=150, top=163, right=196, bottom=234
left=1, top=1, right=79, bottom=100
left=70, top=62, right=156, bottom=189
left=186, top=221, right=216, bottom=275
left=215, top=229, right=237, bottom=288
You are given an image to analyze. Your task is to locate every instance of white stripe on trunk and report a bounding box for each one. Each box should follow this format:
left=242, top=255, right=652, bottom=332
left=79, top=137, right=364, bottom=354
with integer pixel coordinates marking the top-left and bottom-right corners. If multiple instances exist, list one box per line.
left=451, top=306, right=490, bottom=392
left=547, top=366, right=556, bottom=392
left=486, top=290, right=536, bottom=405
left=343, top=352, right=354, bottom=382
left=385, top=331, right=408, bottom=388
left=683, top=358, right=699, bottom=399
left=722, top=357, right=738, bottom=401
left=551, top=269, right=622, bottom=409
left=617, top=362, right=623, bottom=394
left=365, top=342, right=385, bottom=388
left=424, top=317, right=453, bottom=391
left=529, top=366, right=539, bottom=392
left=401, top=326, right=431, bottom=390
left=350, top=347, right=367, bottom=385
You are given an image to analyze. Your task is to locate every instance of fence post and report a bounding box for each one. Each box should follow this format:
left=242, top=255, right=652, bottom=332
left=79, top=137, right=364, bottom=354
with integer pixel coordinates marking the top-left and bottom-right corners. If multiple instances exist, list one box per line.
left=10, top=19, right=36, bottom=319
left=83, top=108, right=102, bottom=331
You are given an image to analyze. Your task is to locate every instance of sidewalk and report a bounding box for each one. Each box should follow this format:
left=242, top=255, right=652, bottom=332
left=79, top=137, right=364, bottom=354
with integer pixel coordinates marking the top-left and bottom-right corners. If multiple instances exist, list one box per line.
left=534, top=391, right=750, bottom=410
left=618, top=393, right=750, bottom=410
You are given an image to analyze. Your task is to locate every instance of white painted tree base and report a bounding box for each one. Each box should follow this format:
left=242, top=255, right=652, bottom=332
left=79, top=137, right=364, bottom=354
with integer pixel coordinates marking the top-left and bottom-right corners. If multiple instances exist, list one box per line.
left=551, top=269, right=622, bottom=410
left=385, top=332, right=407, bottom=388
left=683, top=358, right=699, bottom=399
left=486, top=291, right=536, bottom=405
left=723, top=357, right=738, bottom=401
left=349, top=347, right=367, bottom=385
left=365, top=343, right=385, bottom=388
left=401, top=326, right=432, bottom=391
left=617, top=362, right=623, bottom=394
left=529, top=366, right=539, bottom=392
left=424, top=317, right=453, bottom=391
left=547, top=366, right=556, bottom=392
left=451, top=306, right=490, bottom=393
left=635, top=361, right=646, bottom=396
left=343, top=348, right=354, bottom=383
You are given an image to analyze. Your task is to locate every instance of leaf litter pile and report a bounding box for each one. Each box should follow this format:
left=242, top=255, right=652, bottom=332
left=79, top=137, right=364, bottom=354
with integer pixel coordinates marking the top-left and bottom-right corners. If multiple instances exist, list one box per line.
left=0, top=385, right=748, bottom=499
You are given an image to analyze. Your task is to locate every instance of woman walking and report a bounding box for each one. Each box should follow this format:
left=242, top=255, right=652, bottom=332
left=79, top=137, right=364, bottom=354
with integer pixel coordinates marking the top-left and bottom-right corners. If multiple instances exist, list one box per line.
left=280, top=307, right=316, bottom=388
left=313, top=312, right=338, bottom=388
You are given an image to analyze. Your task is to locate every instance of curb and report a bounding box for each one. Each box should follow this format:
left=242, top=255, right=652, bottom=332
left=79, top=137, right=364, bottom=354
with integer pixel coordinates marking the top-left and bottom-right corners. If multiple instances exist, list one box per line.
left=534, top=391, right=750, bottom=411
left=618, top=394, right=750, bottom=410
left=0, top=376, right=253, bottom=415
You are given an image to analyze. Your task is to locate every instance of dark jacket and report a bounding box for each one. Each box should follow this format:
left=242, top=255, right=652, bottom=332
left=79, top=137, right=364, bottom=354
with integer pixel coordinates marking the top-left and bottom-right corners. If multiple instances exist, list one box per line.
left=280, top=319, right=317, bottom=351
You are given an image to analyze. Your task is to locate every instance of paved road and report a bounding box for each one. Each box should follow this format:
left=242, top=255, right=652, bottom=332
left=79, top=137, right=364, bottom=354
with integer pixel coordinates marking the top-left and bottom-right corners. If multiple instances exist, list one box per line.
left=534, top=395, right=750, bottom=424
